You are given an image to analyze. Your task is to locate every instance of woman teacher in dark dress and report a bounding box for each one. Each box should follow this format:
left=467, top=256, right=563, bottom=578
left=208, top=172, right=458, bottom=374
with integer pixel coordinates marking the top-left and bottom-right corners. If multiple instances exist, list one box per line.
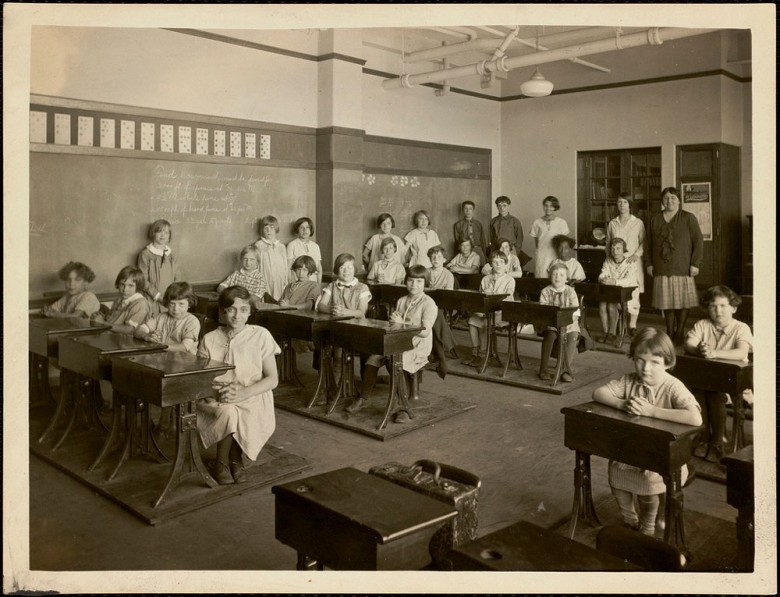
left=646, top=186, right=704, bottom=343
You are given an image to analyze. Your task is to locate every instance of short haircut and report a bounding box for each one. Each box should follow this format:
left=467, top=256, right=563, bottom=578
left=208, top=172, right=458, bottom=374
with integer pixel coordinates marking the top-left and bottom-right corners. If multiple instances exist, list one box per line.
left=292, top=254, right=318, bottom=274
left=239, top=245, right=261, bottom=260
left=661, top=187, right=680, bottom=200
left=617, top=192, right=634, bottom=210
left=608, top=237, right=627, bottom=253
left=495, top=195, right=511, bottom=206
left=377, top=213, right=395, bottom=228
left=260, top=215, right=280, bottom=234
left=543, top=196, right=561, bottom=210
left=458, top=237, right=473, bottom=249
left=489, top=250, right=509, bottom=264
left=413, top=210, right=431, bottom=227
left=294, top=216, right=315, bottom=236
left=114, top=266, right=146, bottom=292
left=218, top=285, right=252, bottom=312
left=148, top=219, right=172, bottom=241
left=427, top=244, right=447, bottom=259
left=380, top=236, right=398, bottom=252
left=547, top=262, right=569, bottom=278
left=461, top=200, right=475, bottom=210
left=700, top=285, right=742, bottom=308
left=406, top=264, right=430, bottom=287
left=58, top=261, right=96, bottom=283
left=552, top=234, right=575, bottom=252
left=163, top=281, right=197, bottom=308
left=629, top=327, right=676, bottom=367
left=333, top=253, right=355, bottom=275
left=494, top=237, right=512, bottom=252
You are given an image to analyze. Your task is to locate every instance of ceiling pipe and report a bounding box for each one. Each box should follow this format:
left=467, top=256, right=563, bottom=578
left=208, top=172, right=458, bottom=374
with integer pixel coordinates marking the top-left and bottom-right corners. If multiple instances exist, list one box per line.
left=491, top=26, right=520, bottom=61
left=513, top=35, right=611, bottom=73
left=382, top=27, right=715, bottom=91
left=407, top=38, right=503, bottom=63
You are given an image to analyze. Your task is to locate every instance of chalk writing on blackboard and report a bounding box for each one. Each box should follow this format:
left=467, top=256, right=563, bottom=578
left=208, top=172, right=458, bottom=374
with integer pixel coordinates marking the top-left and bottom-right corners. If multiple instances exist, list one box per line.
left=30, top=220, right=49, bottom=236
left=150, top=164, right=272, bottom=226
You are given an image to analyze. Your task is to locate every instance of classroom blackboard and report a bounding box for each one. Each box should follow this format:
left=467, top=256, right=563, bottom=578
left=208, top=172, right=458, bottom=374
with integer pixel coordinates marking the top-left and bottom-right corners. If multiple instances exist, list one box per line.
left=345, top=172, right=492, bottom=266
left=29, top=152, right=315, bottom=296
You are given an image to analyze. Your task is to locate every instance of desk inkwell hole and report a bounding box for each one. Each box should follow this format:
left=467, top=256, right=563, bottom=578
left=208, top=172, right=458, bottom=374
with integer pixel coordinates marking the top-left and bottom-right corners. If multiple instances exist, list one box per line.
left=480, top=549, right=503, bottom=561
left=296, top=484, right=313, bottom=493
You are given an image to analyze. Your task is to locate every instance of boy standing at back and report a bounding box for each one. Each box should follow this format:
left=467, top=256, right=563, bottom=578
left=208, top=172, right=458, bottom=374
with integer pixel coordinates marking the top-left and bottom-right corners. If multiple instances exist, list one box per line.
left=453, top=200, right=487, bottom=265
left=490, top=196, right=524, bottom=258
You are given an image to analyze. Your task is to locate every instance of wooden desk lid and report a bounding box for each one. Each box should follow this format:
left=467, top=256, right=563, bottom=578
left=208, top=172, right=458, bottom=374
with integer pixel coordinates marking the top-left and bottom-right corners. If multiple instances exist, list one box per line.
left=332, top=318, right=423, bottom=334
left=562, top=401, right=700, bottom=438
left=117, top=351, right=233, bottom=377
left=29, top=318, right=111, bottom=333
left=66, top=332, right=167, bottom=354
left=273, top=467, right=455, bottom=544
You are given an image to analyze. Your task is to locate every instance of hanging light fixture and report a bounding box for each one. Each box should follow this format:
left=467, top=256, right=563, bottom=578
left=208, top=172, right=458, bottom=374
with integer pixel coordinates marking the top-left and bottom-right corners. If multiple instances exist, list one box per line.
left=520, top=27, right=554, bottom=98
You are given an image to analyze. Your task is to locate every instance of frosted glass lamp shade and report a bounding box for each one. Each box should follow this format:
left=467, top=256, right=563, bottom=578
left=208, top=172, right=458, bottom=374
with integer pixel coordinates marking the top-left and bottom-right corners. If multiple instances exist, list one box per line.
left=520, top=68, right=554, bottom=98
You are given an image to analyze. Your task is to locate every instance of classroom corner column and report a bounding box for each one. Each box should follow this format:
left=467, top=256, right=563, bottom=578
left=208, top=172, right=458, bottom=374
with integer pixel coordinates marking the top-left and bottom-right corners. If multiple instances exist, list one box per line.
left=315, top=30, right=366, bottom=272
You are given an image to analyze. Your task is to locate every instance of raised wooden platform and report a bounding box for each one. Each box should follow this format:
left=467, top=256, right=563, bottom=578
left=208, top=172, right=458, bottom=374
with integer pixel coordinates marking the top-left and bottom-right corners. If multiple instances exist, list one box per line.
left=447, top=344, right=613, bottom=395
left=30, top=404, right=310, bottom=525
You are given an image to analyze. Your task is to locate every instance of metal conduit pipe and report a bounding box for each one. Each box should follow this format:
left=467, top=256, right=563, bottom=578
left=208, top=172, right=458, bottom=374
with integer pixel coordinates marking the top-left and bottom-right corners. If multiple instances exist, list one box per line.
left=383, top=27, right=715, bottom=91
left=492, top=26, right=520, bottom=61
left=407, top=38, right=505, bottom=63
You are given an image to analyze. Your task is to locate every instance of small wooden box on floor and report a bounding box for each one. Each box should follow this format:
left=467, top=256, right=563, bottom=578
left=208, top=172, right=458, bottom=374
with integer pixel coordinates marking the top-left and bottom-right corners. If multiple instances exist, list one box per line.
left=272, top=467, right=456, bottom=570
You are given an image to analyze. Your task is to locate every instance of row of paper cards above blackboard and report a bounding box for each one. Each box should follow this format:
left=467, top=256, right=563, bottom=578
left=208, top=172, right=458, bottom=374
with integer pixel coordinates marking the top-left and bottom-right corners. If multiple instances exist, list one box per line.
left=29, top=111, right=271, bottom=159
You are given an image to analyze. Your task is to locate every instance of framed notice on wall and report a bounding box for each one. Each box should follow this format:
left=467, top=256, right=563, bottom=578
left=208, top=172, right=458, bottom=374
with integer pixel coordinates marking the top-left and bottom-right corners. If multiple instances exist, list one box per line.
left=682, top=182, right=712, bottom=240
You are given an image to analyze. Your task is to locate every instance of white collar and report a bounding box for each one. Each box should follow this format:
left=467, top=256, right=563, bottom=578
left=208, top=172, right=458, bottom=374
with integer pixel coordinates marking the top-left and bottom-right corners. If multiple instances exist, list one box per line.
left=146, top=243, right=171, bottom=256
left=240, top=268, right=259, bottom=276
left=336, top=278, right=358, bottom=288
left=124, top=292, right=144, bottom=303
left=259, top=237, right=279, bottom=247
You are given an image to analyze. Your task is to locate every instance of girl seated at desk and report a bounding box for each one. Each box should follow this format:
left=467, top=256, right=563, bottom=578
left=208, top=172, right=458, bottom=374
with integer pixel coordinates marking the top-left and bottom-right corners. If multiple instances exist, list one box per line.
left=598, top=237, right=641, bottom=345
left=217, top=245, right=267, bottom=307
left=684, top=285, right=753, bottom=463
left=447, top=237, right=481, bottom=274
left=538, top=263, right=580, bottom=382
left=347, top=265, right=437, bottom=422
left=362, top=213, right=408, bottom=273
left=427, top=245, right=455, bottom=379
left=593, top=328, right=702, bottom=535
left=93, top=266, right=150, bottom=333
left=367, top=237, right=407, bottom=285
left=135, top=281, right=201, bottom=441
left=279, top=255, right=322, bottom=311
left=197, top=286, right=281, bottom=485
left=464, top=251, right=515, bottom=367
left=480, top=237, right=523, bottom=279
left=41, top=261, right=101, bottom=320
left=548, top=234, right=586, bottom=283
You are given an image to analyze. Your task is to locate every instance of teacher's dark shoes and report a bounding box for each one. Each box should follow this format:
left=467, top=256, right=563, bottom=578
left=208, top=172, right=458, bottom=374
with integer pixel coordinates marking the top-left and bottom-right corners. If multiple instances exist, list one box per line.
left=229, top=459, right=248, bottom=484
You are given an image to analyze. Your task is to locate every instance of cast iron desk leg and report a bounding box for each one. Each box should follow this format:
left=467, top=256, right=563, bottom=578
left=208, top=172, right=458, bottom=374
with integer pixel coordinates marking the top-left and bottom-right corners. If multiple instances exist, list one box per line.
left=568, top=450, right=601, bottom=538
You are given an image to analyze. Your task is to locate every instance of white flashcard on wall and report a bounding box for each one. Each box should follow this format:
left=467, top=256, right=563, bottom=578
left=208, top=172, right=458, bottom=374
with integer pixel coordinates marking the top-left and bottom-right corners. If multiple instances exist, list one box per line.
left=160, top=124, right=174, bottom=152
left=214, top=130, right=226, bottom=156
left=260, top=134, right=271, bottom=160
left=100, top=118, right=115, bottom=148
left=141, top=122, right=155, bottom=151
left=179, top=126, right=192, bottom=154
left=230, top=131, right=242, bottom=157
left=54, top=113, right=71, bottom=145
left=77, top=116, right=94, bottom=146
left=30, top=111, right=47, bottom=144
left=245, top=133, right=256, bottom=159
left=120, top=119, right=135, bottom=149
left=196, top=128, right=209, bottom=155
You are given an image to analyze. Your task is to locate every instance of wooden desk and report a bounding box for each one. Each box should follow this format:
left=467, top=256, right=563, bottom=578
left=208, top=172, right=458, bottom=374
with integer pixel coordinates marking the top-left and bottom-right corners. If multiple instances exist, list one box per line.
left=447, top=520, right=639, bottom=571
left=29, top=318, right=111, bottom=406
left=672, top=354, right=753, bottom=452
left=500, top=301, right=578, bottom=386
left=329, top=318, right=422, bottom=430
left=451, top=272, right=483, bottom=291
left=368, top=283, right=408, bottom=317
left=513, top=277, right=549, bottom=301
left=561, top=401, right=701, bottom=552
left=262, top=310, right=355, bottom=408
left=38, top=332, right=167, bottom=454
left=574, top=282, right=638, bottom=349
left=272, top=467, right=456, bottom=570
left=248, top=304, right=298, bottom=385
left=55, top=333, right=167, bottom=468
left=428, top=289, right=508, bottom=374
left=110, top=352, right=234, bottom=507
left=722, top=445, right=754, bottom=570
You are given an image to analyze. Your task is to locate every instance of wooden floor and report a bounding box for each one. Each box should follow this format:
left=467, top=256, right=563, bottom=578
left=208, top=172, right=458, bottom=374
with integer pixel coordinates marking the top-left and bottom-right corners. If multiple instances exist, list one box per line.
left=27, top=317, right=750, bottom=587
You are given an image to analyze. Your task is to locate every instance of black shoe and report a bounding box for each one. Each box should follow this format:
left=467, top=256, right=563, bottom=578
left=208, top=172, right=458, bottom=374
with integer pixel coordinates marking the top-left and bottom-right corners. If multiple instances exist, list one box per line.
left=230, top=459, right=248, bottom=484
